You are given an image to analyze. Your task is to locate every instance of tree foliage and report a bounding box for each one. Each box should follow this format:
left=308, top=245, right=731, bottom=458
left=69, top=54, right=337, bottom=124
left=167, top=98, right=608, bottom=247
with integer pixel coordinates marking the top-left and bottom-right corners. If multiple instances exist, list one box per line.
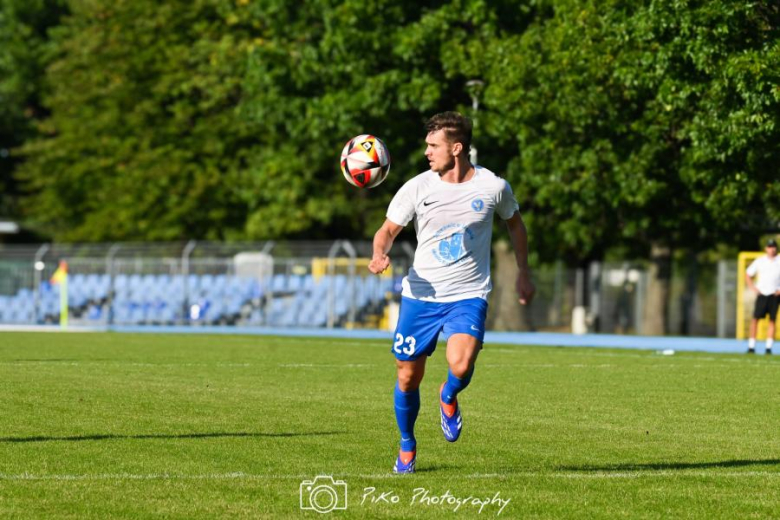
left=8, top=0, right=780, bottom=260
left=485, top=0, right=780, bottom=260
left=17, top=0, right=259, bottom=240
left=0, top=0, right=66, bottom=217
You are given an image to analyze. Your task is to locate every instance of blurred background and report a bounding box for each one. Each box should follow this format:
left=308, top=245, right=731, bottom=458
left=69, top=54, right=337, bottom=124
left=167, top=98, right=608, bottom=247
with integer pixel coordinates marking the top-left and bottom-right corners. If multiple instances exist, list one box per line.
left=1, top=0, right=778, bottom=336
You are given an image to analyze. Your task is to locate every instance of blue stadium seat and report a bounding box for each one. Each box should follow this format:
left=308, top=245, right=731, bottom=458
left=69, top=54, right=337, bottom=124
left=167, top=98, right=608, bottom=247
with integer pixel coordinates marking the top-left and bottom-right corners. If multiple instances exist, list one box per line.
left=288, top=275, right=304, bottom=292
left=141, top=274, right=156, bottom=289
left=187, top=274, right=199, bottom=293
left=114, top=274, right=129, bottom=289
left=200, top=274, right=215, bottom=291
left=129, top=304, right=146, bottom=324
left=96, top=274, right=110, bottom=295
left=248, top=308, right=263, bottom=325
left=271, top=274, right=287, bottom=292
left=128, top=274, right=143, bottom=289
left=86, top=304, right=102, bottom=321
left=113, top=302, right=132, bottom=324
left=225, top=275, right=242, bottom=294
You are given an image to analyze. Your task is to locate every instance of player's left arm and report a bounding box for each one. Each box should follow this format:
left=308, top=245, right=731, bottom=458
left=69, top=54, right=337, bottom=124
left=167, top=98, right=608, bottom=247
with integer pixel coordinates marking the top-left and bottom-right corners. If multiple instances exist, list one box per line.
left=504, top=211, right=535, bottom=305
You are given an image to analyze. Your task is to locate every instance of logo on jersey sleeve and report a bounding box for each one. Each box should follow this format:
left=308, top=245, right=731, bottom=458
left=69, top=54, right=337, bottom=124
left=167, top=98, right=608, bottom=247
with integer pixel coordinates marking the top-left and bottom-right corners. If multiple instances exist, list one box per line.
left=432, top=224, right=475, bottom=265
left=471, top=199, right=484, bottom=211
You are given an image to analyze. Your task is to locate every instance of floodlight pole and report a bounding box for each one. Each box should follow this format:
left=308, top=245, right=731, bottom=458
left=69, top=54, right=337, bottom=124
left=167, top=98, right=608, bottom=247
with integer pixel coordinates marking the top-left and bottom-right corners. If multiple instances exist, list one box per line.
left=326, top=240, right=342, bottom=329
left=342, top=240, right=357, bottom=326
left=182, top=240, right=197, bottom=325
left=466, top=79, right=485, bottom=166
left=106, top=243, right=122, bottom=325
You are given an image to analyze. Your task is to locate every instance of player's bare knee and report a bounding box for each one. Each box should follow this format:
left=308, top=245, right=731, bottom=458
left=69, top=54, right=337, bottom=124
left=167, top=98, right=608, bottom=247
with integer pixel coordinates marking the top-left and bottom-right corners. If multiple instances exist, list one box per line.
left=396, top=364, right=422, bottom=391
left=449, top=359, right=473, bottom=379
left=397, top=373, right=419, bottom=392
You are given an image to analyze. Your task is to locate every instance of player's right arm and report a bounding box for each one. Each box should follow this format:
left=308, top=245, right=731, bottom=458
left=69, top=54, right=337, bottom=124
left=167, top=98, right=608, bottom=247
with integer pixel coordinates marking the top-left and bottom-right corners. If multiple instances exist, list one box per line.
left=745, top=260, right=760, bottom=295
left=372, top=177, right=417, bottom=275
left=369, top=219, right=404, bottom=274
left=745, top=272, right=758, bottom=294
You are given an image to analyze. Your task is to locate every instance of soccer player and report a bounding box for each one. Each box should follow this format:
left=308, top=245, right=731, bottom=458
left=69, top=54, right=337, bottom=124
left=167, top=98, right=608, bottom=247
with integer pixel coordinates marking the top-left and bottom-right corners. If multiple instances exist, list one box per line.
left=746, top=238, right=780, bottom=354
left=368, top=112, right=535, bottom=474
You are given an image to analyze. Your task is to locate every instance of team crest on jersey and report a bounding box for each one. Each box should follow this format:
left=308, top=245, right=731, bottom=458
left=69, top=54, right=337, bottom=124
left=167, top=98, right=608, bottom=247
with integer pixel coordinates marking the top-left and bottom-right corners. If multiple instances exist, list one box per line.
left=471, top=199, right=484, bottom=212
left=432, top=224, right=475, bottom=265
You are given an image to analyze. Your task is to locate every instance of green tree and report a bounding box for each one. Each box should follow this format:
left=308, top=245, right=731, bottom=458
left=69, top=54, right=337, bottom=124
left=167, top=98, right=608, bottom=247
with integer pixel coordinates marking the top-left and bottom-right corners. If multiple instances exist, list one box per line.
left=16, top=0, right=779, bottom=262
left=482, top=0, right=779, bottom=332
left=486, top=0, right=779, bottom=260
left=17, top=0, right=511, bottom=241
left=0, top=0, right=66, bottom=219
left=237, top=0, right=504, bottom=239
left=18, top=0, right=258, bottom=240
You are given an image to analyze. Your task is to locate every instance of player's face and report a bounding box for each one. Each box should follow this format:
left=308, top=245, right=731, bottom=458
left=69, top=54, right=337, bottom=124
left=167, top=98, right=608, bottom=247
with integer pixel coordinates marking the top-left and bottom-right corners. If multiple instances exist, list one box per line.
left=767, top=245, right=778, bottom=257
left=425, top=130, right=456, bottom=173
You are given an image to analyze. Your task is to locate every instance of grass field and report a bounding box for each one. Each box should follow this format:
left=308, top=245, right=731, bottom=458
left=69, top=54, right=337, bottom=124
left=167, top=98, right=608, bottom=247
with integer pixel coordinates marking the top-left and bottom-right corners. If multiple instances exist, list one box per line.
left=1, top=332, right=780, bottom=518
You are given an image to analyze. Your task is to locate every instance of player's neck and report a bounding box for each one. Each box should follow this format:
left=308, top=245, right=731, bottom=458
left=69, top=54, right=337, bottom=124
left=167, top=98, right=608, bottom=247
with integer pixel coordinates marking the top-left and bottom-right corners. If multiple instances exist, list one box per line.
left=438, top=158, right=474, bottom=184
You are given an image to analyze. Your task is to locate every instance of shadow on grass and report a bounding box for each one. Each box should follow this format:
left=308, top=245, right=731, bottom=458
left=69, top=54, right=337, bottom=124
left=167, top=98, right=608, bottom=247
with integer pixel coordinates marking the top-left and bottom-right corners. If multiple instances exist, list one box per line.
left=0, top=431, right=347, bottom=443
left=561, top=459, right=780, bottom=472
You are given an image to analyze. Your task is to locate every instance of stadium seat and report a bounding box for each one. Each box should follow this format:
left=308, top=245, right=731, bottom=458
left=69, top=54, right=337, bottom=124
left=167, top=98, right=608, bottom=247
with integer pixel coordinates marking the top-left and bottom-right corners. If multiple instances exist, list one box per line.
left=271, top=274, right=287, bottom=292
left=288, top=275, right=304, bottom=292
left=86, top=304, right=102, bottom=321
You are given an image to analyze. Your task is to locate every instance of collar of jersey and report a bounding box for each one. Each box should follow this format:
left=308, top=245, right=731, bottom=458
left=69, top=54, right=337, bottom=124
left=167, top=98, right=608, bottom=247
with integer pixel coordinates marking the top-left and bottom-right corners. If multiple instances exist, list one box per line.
left=431, top=166, right=481, bottom=186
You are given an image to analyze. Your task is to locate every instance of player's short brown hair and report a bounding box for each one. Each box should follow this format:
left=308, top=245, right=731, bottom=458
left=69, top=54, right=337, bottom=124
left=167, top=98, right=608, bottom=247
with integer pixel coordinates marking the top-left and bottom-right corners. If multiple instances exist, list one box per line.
left=425, top=112, right=472, bottom=154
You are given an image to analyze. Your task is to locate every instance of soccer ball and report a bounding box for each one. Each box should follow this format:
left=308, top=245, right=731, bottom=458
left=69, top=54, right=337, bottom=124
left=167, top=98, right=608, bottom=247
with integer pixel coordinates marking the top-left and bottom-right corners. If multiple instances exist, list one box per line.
left=340, top=134, right=391, bottom=189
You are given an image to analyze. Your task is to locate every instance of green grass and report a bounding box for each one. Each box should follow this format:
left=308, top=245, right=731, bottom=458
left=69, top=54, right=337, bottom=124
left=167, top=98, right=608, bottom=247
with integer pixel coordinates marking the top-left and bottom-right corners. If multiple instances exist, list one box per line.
left=1, top=332, right=779, bottom=518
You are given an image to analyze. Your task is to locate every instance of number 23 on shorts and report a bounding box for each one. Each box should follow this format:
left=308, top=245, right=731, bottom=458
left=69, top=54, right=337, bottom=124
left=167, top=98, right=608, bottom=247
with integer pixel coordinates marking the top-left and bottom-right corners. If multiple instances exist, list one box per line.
left=393, top=333, right=416, bottom=356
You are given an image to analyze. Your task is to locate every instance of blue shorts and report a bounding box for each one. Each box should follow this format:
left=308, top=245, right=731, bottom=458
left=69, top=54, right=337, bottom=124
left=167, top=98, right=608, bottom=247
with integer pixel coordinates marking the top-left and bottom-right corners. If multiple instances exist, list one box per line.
left=391, top=296, right=488, bottom=361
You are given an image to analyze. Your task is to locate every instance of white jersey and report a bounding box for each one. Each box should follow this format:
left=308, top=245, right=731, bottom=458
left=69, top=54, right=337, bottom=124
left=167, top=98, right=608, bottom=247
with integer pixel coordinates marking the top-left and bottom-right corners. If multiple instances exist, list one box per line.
left=386, top=166, right=519, bottom=302
left=746, top=255, right=780, bottom=296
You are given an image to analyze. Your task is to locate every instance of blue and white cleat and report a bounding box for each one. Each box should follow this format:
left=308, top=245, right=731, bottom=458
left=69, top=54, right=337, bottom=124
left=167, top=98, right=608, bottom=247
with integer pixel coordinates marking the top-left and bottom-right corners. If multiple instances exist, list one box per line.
left=393, top=450, right=416, bottom=474
left=439, top=383, right=462, bottom=442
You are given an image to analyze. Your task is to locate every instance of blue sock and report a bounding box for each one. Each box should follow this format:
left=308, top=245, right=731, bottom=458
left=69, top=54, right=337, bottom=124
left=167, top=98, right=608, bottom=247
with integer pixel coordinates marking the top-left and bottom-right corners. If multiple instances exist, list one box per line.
left=441, top=368, right=473, bottom=405
left=394, top=384, right=420, bottom=452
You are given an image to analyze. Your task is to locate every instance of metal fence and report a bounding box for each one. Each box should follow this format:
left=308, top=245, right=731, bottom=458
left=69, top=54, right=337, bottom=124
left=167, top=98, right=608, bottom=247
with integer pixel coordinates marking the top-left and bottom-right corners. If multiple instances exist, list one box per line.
left=0, top=241, right=410, bottom=329
left=0, top=241, right=740, bottom=336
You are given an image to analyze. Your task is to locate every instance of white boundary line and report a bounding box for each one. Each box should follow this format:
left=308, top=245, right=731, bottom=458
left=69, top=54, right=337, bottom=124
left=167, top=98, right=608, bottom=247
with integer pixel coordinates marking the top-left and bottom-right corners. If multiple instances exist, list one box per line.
left=2, top=471, right=780, bottom=481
